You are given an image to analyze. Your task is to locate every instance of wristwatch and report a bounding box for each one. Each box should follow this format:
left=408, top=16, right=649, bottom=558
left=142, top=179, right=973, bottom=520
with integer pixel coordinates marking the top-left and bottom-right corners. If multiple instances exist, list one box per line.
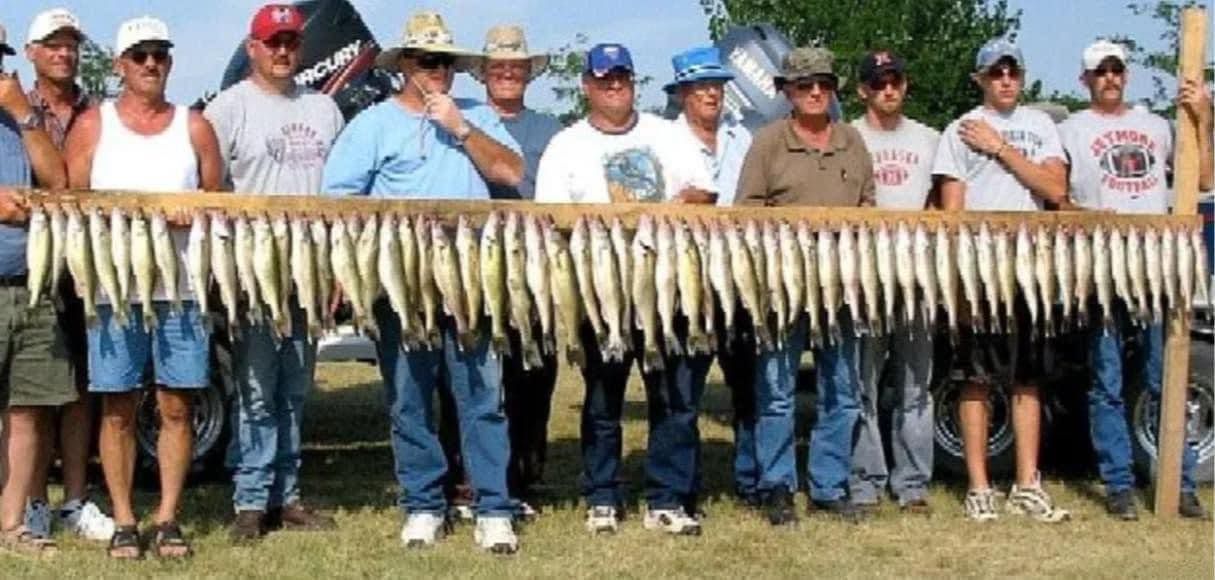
left=16, top=110, right=44, bottom=132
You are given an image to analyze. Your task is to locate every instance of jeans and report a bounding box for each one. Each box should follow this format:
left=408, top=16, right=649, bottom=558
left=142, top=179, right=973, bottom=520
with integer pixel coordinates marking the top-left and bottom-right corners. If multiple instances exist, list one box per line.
left=1089, top=304, right=1197, bottom=495
left=375, top=299, right=512, bottom=516
left=849, top=311, right=934, bottom=505
left=227, top=303, right=316, bottom=511
left=717, top=308, right=759, bottom=498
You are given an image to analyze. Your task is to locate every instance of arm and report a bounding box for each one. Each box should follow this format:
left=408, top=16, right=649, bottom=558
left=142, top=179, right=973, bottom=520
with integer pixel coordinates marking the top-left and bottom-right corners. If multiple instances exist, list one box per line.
left=461, top=126, right=524, bottom=187
left=958, top=119, right=1068, bottom=203
left=188, top=111, right=224, bottom=192
left=939, top=176, right=966, bottom=211
left=1179, top=79, right=1214, bottom=191
left=0, top=73, right=65, bottom=188
left=62, top=106, right=100, bottom=189
left=855, top=138, right=876, bottom=207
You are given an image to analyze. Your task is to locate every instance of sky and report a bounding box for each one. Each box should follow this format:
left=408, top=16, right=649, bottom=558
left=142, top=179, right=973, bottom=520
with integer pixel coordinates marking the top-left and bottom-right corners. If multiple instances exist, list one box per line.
left=1, top=0, right=1212, bottom=115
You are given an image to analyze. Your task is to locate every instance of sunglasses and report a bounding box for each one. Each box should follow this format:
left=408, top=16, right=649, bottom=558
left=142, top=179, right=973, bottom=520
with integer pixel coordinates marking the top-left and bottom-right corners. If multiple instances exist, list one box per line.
left=416, top=53, right=456, bottom=70
left=866, top=75, right=905, bottom=91
left=1091, top=62, right=1126, bottom=77
left=984, top=66, right=1022, bottom=81
left=126, top=48, right=170, bottom=65
left=790, top=75, right=837, bottom=93
left=261, top=34, right=301, bottom=51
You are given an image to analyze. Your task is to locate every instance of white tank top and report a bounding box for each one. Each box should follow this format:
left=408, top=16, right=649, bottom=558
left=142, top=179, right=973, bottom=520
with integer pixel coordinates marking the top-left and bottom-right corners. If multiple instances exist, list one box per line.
left=91, top=101, right=199, bottom=303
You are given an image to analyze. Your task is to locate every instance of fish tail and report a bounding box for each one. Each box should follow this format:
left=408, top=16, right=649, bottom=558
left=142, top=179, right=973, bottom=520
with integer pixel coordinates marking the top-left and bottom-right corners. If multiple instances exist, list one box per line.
left=949, top=326, right=960, bottom=348
left=854, top=318, right=868, bottom=338
left=828, top=322, right=842, bottom=346
left=523, top=343, right=543, bottom=370
left=686, top=334, right=710, bottom=356
left=171, top=298, right=183, bottom=315
left=644, top=348, right=665, bottom=373
left=664, top=333, right=684, bottom=357
left=114, top=304, right=129, bottom=329
left=492, top=334, right=511, bottom=358
left=989, top=313, right=1002, bottom=335
left=754, top=321, right=774, bottom=353
left=566, top=343, right=586, bottom=368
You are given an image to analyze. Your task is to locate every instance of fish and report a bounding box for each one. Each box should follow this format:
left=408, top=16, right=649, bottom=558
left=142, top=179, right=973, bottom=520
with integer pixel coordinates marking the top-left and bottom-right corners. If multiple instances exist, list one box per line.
left=310, top=218, right=334, bottom=331
left=779, top=221, right=807, bottom=337
left=186, top=211, right=211, bottom=322
left=65, top=205, right=97, bottom=325
left=913, top=223, right=937, bottom=332
left=1192, top=228, right=1211, bottom=315
left=611, top=217, right=634, bottom=350
left=1054, top=225, right=1075, bottom=332
left=875, top=222, right=897, bottom=335
left=378, top=212, right=415, bottom=349
left=1127, top=226, right=1151, bottom=327
left=254, top=214, right=287, bottom=338
left=272, top=213, right=292, bottom=315
left=456, top=215, right=482, bottom=337
left=895, top=222, right=917, bottom=327
left=210, top=212, right=240, bottom=336
left=504, top=212, right=542, bottom=369
left=234, top=214, right=262, bottom=325
left=708, top=219, right=738, bottom=345
left=433, top=219, right=473, bottom=351
left=1177, top=226, right=1194, bottom=317
left=797, top=220, right=822, bottom=348
left=397, top=214, right=422, bottom=335
left=110, top=208, right=131, bottom=310
left=1161, top=225, right=1178, bottom=318
left=48, top=204, right=67, bottom=295
left=763, top=220, right=789, bottom=344
left=25, top=205, right=51, bottom=308
left=632, top=215, right=663, bottom=371
left=291, top=216, right=321, bottom=340
left=1033, top=224, right=1055, bottom=338
left=524, top=213, right=554, bottom=355
left=727, top=219, right=772, bottom=351
left=151, top=211, right=181, bottom=314
left=480, top=211, right=510, bottom=357
left=1073, top=225, right=1093, bottom=329
left=570, top=217, right=606, bottom=348
left=690, top=219, right=715, bottom=351
left=1093, top=224, right=1115, bottom=334
left=356, top=214, right=380, bottom=337
left=743, top=220, right=769, bottom=316
left=129, top=210, right=156, bottom=331
left=817, top=226, right=842, bottom=345
left=935, top=224, right=959, bottom=344
left=545, top=219, right=585, bottom=367
left=91, top=207, right=128, bottom=327
left=1014, top=223, right=1039, bottom=337
left=415, top=215, right=440, bottom=348
left=1108, top=226, right=1133, bottom=323
left=957, top=223, right=984, bottom=334
left=1145, top=227, right=1164, bottom=325
left=656, top=216, right=682, bottom=355
left=995, top=224, right=1017, bottom=334
left=857, top=223, right=882, bottom=336
left=838, top=223, right=862, bottom=338
left=676, top=218, right=709, bottom=355
left=976, top=222, right=1001, bottom=333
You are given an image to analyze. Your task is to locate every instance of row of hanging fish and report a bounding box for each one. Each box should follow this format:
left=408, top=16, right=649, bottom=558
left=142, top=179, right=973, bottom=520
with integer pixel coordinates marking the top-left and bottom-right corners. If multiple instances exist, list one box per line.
left=24, top=204, right=1214, bottom=369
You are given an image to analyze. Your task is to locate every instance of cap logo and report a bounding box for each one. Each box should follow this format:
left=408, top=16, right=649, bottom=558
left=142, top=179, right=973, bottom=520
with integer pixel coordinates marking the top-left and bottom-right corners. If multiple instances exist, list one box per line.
left=603, top=46, right=620, bottom=58
left=272, top=7, right=293, bottom=24
left=873, top=52, right=892, bottom=66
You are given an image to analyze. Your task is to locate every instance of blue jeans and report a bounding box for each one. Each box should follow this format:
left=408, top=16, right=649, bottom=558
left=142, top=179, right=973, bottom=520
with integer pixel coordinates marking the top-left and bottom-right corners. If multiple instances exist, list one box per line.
left=87, top=302, right=210, bottom=392
left=1089, top=306, right=1197, bottom=495
left=227, top=303, right=316, bottom=511
left=641, top=329, right=712, bottom=510
left=375, top=300, right=512, bottom=517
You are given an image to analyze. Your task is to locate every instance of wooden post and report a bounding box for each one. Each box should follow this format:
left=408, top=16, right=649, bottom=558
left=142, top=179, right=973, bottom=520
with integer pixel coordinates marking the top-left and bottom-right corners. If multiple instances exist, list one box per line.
left=1154, top=7, right=1206, bottom=518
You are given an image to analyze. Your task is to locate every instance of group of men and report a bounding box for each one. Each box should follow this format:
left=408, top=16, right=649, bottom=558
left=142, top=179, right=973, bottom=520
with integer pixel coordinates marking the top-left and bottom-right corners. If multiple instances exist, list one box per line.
left=0, top=3, right=1211, bottom=559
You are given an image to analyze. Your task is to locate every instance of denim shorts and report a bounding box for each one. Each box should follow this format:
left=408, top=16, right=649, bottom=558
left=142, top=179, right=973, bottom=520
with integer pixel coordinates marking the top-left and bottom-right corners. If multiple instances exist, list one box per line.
left=87, top=301, right=211, bottom=393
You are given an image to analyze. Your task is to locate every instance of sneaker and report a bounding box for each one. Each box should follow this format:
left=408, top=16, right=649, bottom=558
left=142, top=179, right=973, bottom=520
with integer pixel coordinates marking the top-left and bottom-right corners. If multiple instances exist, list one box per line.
left=1179, top=493, right=1210, bottom=520
left=763, top=489, right=797, bottom=527
left=516, top=501, right=539, bottom=523
left=449, top=505, right=475, bottom=523
left=23, top=499, right=52, bottom=539
left=400, top=513, right=447, bottom=548
left=229, top=510, right=266, bottom=545
left=1006, top=478, right=1071, bottom=523
left=473, top=516, right=518, bottom=554
left=809, top=499, right=868, bottom=523
left=267, top=503, right=337, bottom=531
left=58, top=499, right=116, bottom=542
left=643, top=507, right=702, bottom=536
left=1105, top=490, right=1139, bottom=521
left=963, top=488, right=999, bottom=522
left=585, top=506, right=619, bottom=535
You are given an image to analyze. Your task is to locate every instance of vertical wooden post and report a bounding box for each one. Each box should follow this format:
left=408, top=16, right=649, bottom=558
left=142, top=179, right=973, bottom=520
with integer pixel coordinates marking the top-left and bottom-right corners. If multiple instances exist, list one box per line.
left=1154, top=7, right=1206, bottom=518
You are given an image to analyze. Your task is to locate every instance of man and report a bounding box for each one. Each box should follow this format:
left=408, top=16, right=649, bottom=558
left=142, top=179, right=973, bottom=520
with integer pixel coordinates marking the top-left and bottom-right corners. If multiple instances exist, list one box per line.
left=535, top=43, right=717, bottom=536
left=322, top=11, right=524, bottom=554
left=736, top=46, right=874, bottom=525
left=848, top=50, right=938, bottom=513
left=15, top=8, right=115, bottom=544
left=63, top=16, right=223, bottom=558
left=0, top=19, right=70, bottom=556
left=1059, top=40, right=1213, bottom=520
left=665, top=45, right=759, bottom=505
left=204, top=4, right=344, bottom=543
left=934, top=38, right=1070, bottom=523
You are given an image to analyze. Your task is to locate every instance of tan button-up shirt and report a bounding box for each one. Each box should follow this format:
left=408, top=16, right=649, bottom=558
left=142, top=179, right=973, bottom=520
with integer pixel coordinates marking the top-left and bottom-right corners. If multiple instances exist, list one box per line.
left=736, top=118, right=875, bottom=208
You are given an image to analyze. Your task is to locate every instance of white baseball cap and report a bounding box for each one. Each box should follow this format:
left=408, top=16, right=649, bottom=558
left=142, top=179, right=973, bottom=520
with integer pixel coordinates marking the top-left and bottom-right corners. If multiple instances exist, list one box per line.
left=115, top=16, right=172, bottom=56
left=26, top=8, right=84, bottom=46
left=1082, top=40, right=1128, bottom=71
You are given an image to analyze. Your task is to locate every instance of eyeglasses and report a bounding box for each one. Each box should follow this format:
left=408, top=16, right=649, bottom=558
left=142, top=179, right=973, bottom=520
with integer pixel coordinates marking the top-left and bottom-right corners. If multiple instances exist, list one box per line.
left=261, top=34, right=301, bottom=51
left=1092, top=62, right=1126, bottom=77
left=984, top=66, right=1022, bottom=81
left=416, top=53, right=456, bottom=70
left=790, top=76, right=837, bottom=93
left=866, top=75, right=905, bottom=91
left=126, top=48, right=170, bottom=65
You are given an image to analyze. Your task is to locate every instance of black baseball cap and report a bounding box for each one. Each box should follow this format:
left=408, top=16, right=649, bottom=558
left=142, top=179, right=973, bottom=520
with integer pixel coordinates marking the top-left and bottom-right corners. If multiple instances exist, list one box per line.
left=858, top=50, right=906, bottom=84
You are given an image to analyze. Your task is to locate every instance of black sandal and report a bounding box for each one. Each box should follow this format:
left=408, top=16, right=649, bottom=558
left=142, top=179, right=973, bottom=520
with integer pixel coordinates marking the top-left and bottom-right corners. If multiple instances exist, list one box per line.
left=108, top=525, right=141, bottom=560
left=150, top=521, right=193, bottom=559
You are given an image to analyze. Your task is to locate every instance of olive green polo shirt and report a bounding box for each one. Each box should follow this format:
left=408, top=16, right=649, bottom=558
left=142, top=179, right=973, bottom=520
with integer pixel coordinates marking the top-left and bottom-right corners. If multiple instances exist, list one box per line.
left=736, top=119, right=876, bottom=208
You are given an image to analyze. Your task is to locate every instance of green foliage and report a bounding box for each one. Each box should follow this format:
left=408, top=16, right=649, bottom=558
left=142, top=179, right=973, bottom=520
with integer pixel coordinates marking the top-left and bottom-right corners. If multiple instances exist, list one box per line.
left=78, top=39, right=117, bottom=99
left=1114, top=0, right=1215, bottom=116
left=545, top=33, right=657, bottom=126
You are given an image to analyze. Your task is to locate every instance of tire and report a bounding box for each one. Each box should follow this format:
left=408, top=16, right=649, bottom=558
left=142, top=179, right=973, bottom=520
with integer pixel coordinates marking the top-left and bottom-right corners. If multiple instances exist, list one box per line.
left=1127, top=338, right=1215, bottom=484
left=931, top=377, right=1017, bottom=479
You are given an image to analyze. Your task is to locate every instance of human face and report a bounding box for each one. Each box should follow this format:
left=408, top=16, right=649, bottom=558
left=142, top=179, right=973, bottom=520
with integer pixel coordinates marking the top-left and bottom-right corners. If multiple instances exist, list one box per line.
left=485, top=58, right=530, bottom=102
left=117, top=41, right=172, bottom=97
left=400, top=51, right=455, bottom=95
left=859, top=71, right=906, bottom=116
left=679, top=80, right=725, bottom=125
left=583, top=69, right=635, bottom=119
left=26, top=30, right=80, bottom=84
left=1082, top=57, right=1127, bottom=108
left=247, top=31, right=301, bottom=82
left=784, top=74, right=836, bottom=117
left=975, top=58, right=1023, bottom=111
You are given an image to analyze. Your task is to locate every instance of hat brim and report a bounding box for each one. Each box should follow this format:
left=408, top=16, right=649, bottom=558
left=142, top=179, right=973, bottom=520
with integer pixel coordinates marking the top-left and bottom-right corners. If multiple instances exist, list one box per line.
left=468, top=54, right=550, bottom=83
left=375, top=45, right=485, bottom=73
left=663, top=71, right=735, bottom=94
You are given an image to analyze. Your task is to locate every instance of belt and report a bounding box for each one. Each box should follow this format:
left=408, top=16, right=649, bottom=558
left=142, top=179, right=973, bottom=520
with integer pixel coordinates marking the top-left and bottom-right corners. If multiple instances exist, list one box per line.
left=0, top=274, right=28, bottom=287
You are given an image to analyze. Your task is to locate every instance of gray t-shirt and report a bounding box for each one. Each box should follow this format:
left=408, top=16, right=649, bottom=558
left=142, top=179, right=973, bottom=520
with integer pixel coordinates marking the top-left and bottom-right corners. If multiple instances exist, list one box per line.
left=932, top=105, right=1066, bottom=211
left=1058, top=108, right=1172, bottom=214
left=851, top=116, right=940, bottom=209
left=205, top=79, right=344, bottom=194
left=488, top=108, right=562, bottom=200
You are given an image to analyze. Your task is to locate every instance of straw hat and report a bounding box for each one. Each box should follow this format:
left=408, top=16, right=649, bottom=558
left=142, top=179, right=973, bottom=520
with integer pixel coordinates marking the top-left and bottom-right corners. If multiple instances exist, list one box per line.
left=469, top=25, right=549, bottom=82
left=374, top=11, right=483, bottom=72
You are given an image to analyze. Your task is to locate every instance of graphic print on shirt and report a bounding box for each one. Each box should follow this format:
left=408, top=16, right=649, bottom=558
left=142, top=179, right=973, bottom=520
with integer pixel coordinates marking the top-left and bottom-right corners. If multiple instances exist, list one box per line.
left=1089, top=129, right=1160, bottom=198
left=266, top=122, right=331, bottom=170
left=998, top=128, right=1045, bottom=160
left=870, top=148, right=921, bottom=188
left=603, top=147, right=666, bottom=202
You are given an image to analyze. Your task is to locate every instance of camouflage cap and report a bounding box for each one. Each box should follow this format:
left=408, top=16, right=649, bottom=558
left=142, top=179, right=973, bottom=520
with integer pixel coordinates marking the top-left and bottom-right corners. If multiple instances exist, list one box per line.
left=774, top=46, right=843, bottom=89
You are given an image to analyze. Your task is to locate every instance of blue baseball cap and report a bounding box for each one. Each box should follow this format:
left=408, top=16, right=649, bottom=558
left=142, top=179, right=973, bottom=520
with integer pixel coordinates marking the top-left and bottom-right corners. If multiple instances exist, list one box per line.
left=663, top=46, right=734, bottom=93
left=975, top=38, right=1023, bottom=72
left=585, top=43, right=634, bottom=77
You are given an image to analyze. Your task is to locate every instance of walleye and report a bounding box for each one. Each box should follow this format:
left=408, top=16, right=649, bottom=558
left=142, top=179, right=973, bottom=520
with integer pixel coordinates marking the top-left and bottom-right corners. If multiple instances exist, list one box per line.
left=727, top=220, right=772, bottom=351
left=290, top=216, right=321, bottom=340
left=356, top=214, right=380, bottom=337
left=611, top=217, right=634, bottom=349
left=957, top=223, right=982, bottom=336
left=415, top=215, right=440, bottom=347
left=779, top=221, right=807, bottom=337
left=48, top=204, right=67, bottom=297
left=1108, top=226, right=1133, bottom=322
left=480, top=211, right=510, bottom=357
left=935, top=224, right=959, bottom=344
left=838, top=224, right=862, bottom=338
left=187, top=211, right=211, bottom=321
left=817, top=226, right=842, bottom=345
left=211, top=212, right=240, bottom=336
left=524, top=214, right=554, bottom=355
left=656, top=216, right=682, bottom=355
left=1014, top=223, right=1039, bottom=337
left=151, top=211, right=181, bottom=313
left=1127, top=226, right=1150, bottom=327
left=632, top=215, right=663, bottom=371
left=271, top=213, right=292, bottom=314
left=91, top=207, right=128, bottom=327
left=857, top=223, right=881, bottom=336
left=875, top=222, right=897, bottom=334
left=1093, top=224, right=1115, bottom=334
left=913, top=223, right=936, bottom=331
left=433, top=220, right=474, bottom=351
left=456, top=215, right=482, bottom=336
left=708, top=219, right=738, bottom=344
left=1033, top=225, right=1055, bottom=337
left=379, top=213, right=415, bottom=348
left=763, top=220, right=789, bottom=344
left=1054, top=225, right=1074, bottom=331
left=1192, top=228, right=1211, bottom=314
left=571, top=217, right=606, bottom=347
left=976, top=222, right=1001, bottom=333
left=504, top=212, right=542, bottom=369
left=234, top=214, right=262, bottom=324
left=1177, top=226, right=1194, bottom=317
left=25, top=206, right=51, bottom=308
left=895, top=222, right=917, bottom=326
left=310, top=218, right=334, bottom=330
left=1073, top=225, right=1093, bottom=329
left=743, top=220, right=768, bottom=314
left=545, top=219, right=585, bottom=367
left=254, top=214, right=287, bottom=338
left=797, top=221, right=822, bottom=347
left=129, top=210, right=156, bottom=331
left=397, top=215, right=421, bottom=335
left=110, top=208, right=132, bottom=309
left=1161, top=225, right=1178, bottom=318
left=995, top=225, right=1017, bottom=334
left=65, top=206, right=97, bottom=325
left=1144, top=227, right=1164, bottom=324
left=677, top=218, right=709, bottom=355
left=691, top=219, right=715, bottom=350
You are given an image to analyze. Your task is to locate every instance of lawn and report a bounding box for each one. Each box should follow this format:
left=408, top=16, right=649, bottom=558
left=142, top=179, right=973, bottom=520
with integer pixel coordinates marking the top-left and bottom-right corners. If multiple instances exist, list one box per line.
left=2, top=361, right=1212, bottom=579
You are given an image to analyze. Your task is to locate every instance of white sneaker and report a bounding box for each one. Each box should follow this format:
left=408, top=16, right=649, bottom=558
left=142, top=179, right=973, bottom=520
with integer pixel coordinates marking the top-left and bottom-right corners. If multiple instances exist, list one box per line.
left=1006, top=475, right=1071, bottom=523
left=23, top=499, right=52, bottom=539
left=585, top=505, right=619, bottom=535
left=964, top=489, right=999, bottom=522
left=400, top=513, right=446, bottom=548
left=58, top=499, right=116, bottom=542
left=473, top=516, right=518, bottom=554
left=643, top=507, right=702, bottom=536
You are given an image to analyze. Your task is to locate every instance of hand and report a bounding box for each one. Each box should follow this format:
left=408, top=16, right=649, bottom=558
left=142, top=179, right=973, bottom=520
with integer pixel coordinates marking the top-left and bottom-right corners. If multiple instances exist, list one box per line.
left=423, top=93, right=468, bottom=137
left=1178, top=78, right=1212, bottom=122
left=676, top=187, right=718, bottom=205
left=959, top=119, right=1007, bottom=157
left=0, top=188, right=28, bottom=224
left=0, top=71, right=33, bottom=120
left=165, top=208, right=194, bottom=227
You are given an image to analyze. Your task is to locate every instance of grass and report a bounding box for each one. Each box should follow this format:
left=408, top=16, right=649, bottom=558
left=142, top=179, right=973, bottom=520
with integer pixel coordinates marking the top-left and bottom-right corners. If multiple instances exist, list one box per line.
left=2, top=361, right=1212, bottom=579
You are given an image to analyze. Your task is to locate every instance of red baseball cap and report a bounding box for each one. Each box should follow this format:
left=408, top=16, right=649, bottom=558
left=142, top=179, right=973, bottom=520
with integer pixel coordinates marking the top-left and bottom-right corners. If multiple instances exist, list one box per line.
left=250, top=4, right=304, bottom=41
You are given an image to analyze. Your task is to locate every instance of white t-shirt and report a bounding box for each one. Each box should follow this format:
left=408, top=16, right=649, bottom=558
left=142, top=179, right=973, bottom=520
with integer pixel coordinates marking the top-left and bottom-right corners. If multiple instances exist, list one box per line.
left=932, top=105, right=1066, bottom=211
left=534, top=112, right=716, bottom=204
left=850, top=116, right=940, bottom=209
left=1058, top=108, right=1172, bottom=214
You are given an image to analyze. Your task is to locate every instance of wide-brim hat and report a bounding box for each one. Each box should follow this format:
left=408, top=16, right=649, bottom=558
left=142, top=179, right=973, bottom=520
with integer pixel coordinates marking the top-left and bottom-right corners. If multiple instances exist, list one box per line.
left=374, top=11, right=483, bottom=73
left=774, top=46, right=844, bottom=90
left=469, top=24, right=549, bottom=83
left=663, top=46, right=734, bottom=93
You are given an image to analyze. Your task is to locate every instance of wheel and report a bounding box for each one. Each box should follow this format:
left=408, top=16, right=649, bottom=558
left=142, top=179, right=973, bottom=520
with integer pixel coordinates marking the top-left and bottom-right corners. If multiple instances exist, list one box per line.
left=1127, top=338, right=1215, bottom=484
left=931, top=377, right=1017, bottom=479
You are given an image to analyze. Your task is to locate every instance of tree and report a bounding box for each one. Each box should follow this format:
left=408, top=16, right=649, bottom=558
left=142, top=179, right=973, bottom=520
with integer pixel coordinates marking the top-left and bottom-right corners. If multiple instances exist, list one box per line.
left=79, top=39, right=118, bottom=99
left=1115, top=0, right=1215, bottom=115
left=699, top=0, right=1021, bottom=129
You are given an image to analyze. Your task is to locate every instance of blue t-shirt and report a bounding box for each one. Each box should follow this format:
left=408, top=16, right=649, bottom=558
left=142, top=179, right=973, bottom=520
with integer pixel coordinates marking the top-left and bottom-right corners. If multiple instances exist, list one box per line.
left=322, top=96, right=520, bottom=199
left=488, top=108, right=563, bottom=200
left=0, top=111, right=32, bottom=277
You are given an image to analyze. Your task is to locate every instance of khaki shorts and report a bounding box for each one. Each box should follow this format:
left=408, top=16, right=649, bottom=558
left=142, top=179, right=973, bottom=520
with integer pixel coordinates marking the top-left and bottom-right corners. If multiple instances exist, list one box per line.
left=0, top=285, right=77, bottom=409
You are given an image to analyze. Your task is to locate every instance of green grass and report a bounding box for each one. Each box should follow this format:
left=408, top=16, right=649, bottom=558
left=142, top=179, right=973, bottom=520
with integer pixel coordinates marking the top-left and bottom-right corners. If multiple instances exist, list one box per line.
left=2, top=362, right=1212, bottom=579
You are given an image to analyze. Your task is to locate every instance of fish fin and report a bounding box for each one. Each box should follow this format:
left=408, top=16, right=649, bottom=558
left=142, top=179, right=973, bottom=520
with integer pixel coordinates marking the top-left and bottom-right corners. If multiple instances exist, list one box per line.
left=566, top=344, right=586, bottom=368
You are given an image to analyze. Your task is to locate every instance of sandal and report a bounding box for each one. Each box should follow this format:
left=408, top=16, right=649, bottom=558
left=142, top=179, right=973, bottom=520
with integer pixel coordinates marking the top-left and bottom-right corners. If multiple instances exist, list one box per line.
left=108, top=525, right=142, bottom=560
left=1, top=528, right=58, bottom=557
left=150, top=521, right=193, bottom=559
